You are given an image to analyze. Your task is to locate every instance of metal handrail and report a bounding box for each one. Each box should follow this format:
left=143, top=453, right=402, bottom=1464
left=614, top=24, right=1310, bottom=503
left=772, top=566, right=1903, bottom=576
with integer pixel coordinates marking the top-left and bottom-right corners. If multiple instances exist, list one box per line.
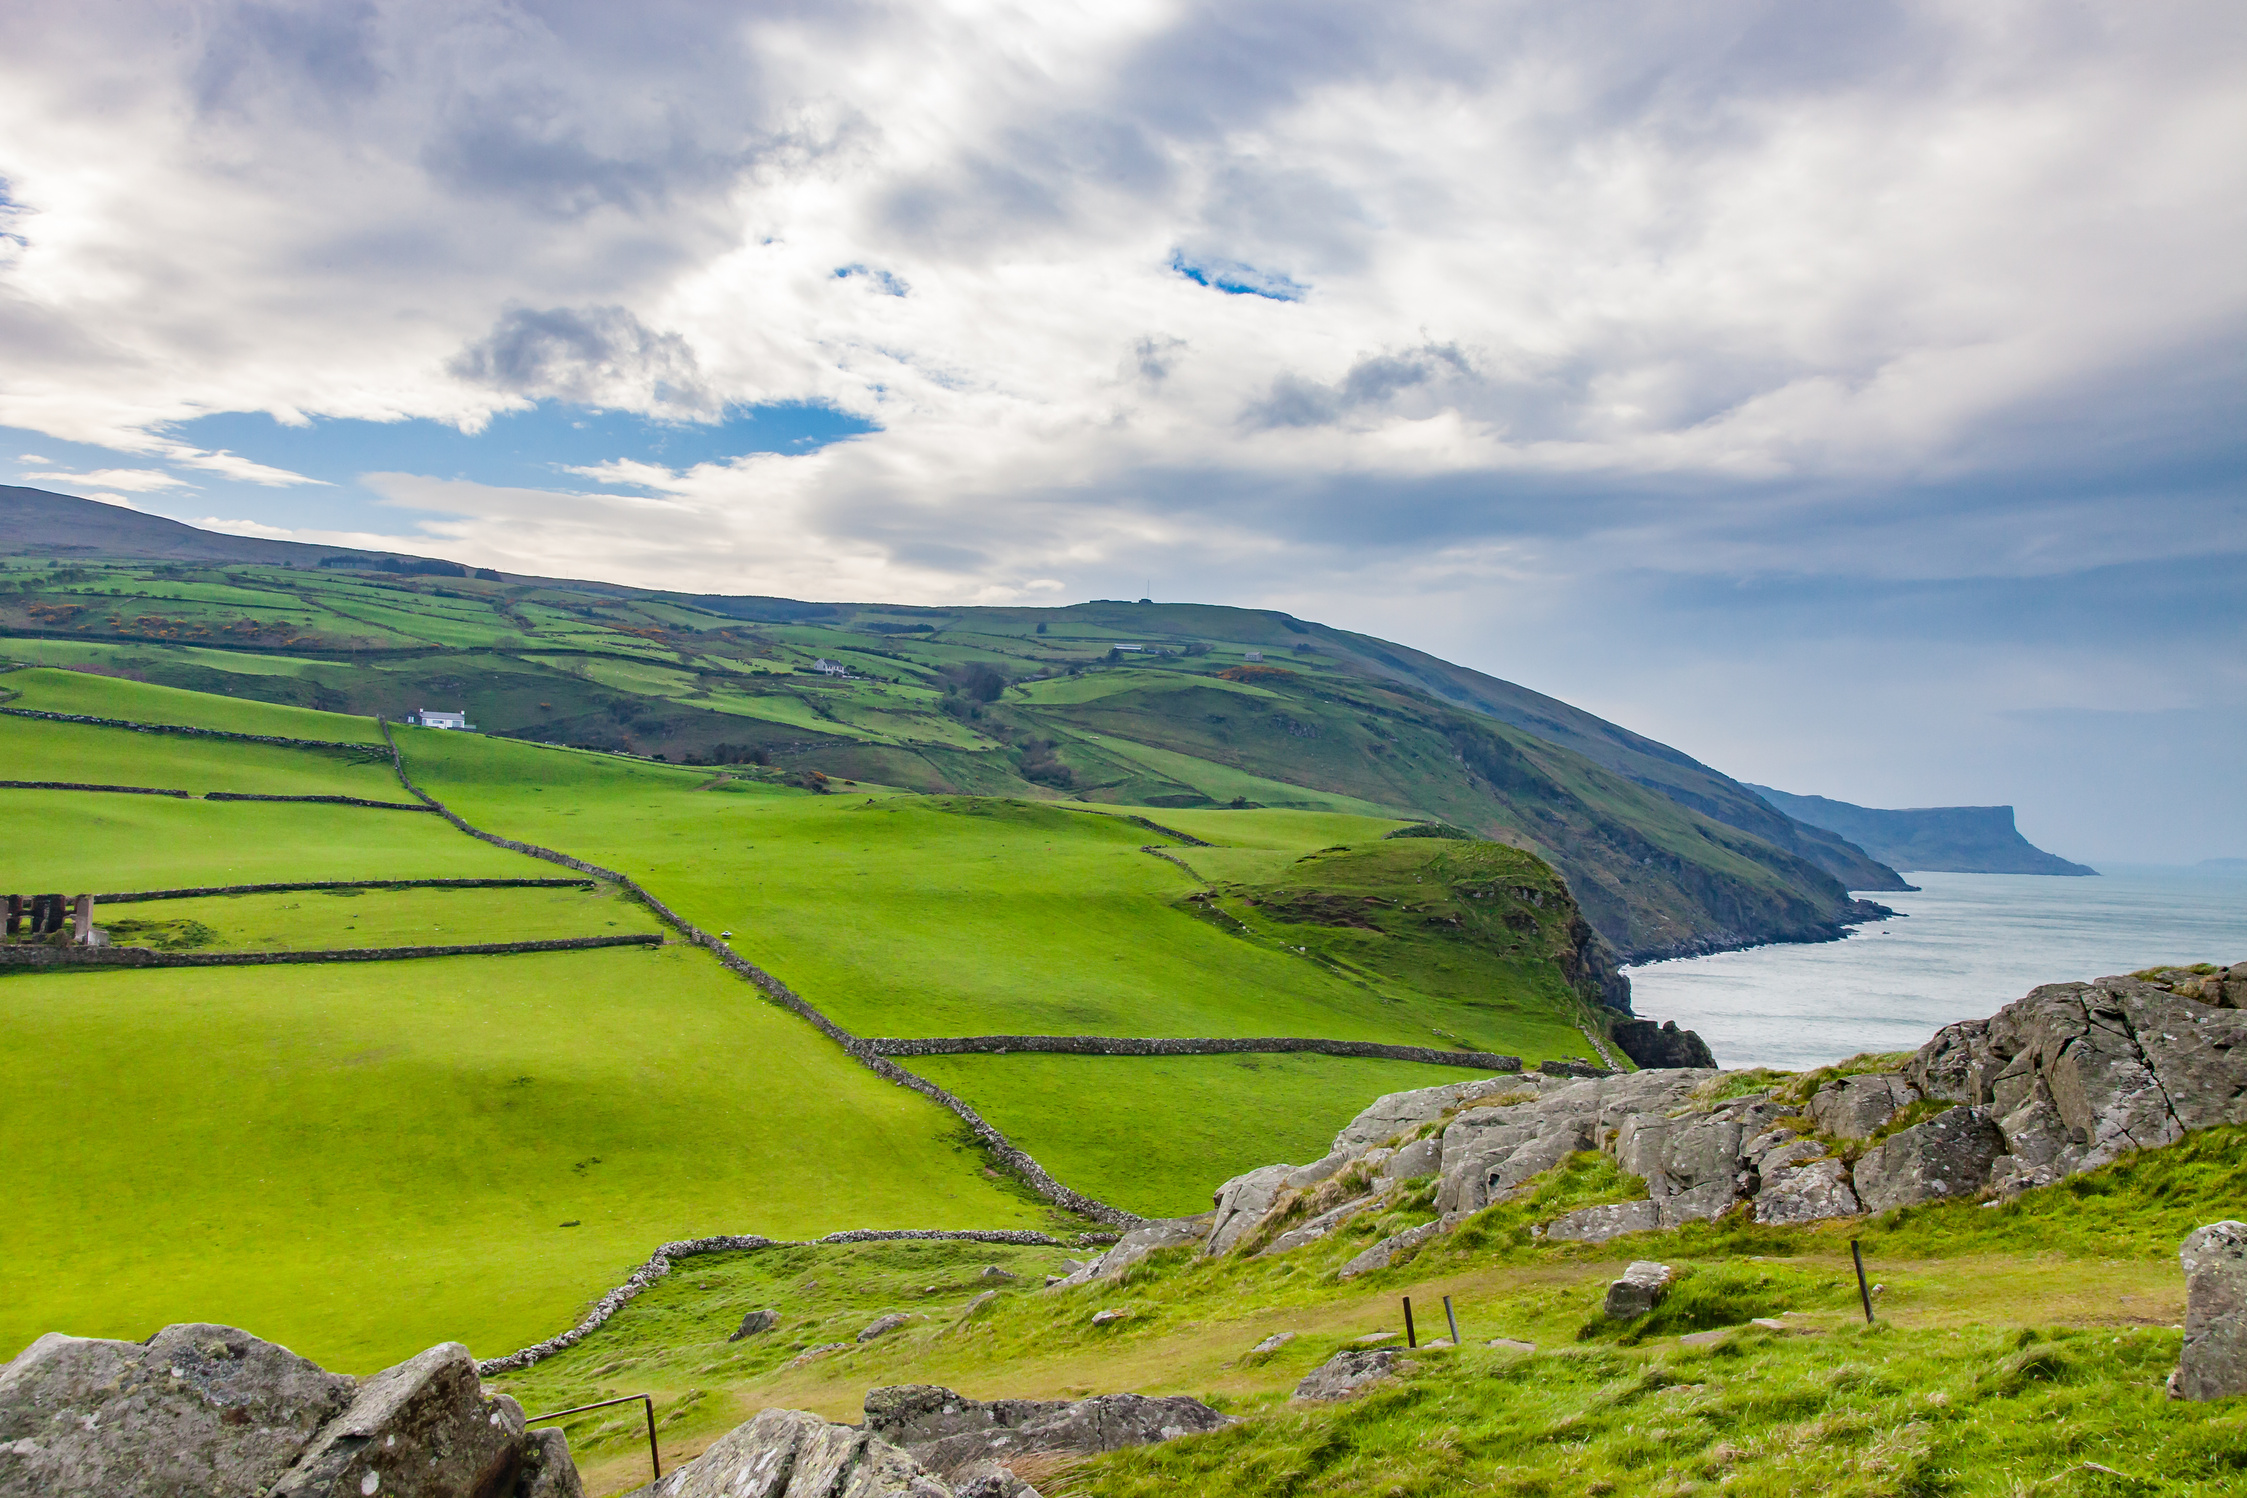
left=524, top=1393, right=661, bottom=1481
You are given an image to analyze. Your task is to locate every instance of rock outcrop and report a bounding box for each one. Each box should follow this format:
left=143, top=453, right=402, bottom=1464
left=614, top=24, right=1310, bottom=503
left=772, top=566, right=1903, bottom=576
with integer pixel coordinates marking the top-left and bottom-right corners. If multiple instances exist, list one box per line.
left=1603, top=1262, right=1675, bottom=1319
left=728, top=1310, right=779, bottom=1342
left=1039, top=965, right=2247, bottom=1291
left=2170, top=1221, right=2247, bottom=1401
left=627, top=1408, right=949, bottom=1498
left=861, top=1385, right=1229, bottom=1474
left=1291, top=1349, right=1398, bottom=1402
left=0, top=1325, right=576, bottom=1498
left=1610, top=1018, right=1717, bottom=1070
left=1850, top=1107, right=2006, bottom=1213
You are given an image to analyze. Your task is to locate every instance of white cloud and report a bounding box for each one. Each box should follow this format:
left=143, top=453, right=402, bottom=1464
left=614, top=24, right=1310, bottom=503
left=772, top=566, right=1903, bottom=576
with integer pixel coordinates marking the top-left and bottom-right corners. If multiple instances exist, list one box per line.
left=0, top=0, right=2240, bottom=854
left=22, top=467, right=192, bottom=492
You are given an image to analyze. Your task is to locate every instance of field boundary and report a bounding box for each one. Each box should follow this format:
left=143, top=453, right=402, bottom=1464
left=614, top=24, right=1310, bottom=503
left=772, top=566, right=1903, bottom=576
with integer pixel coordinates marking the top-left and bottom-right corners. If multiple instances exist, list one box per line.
left=375, top=719, right=1144, bottom=1230
left=861, top=1035, right=1524, bottom=1069
left=0, top=705, right=378, bottom=751
left=0, top=934, right=662, bottom=968
left=94, top=877, right=597, bottom=903
left=2, top=779, right=189, bottom=797
left=202, top=791, right=432, bottom=810
left=475, top=1228, right=1109, bottom=1377
left=3, top=781, right=431, bottom=809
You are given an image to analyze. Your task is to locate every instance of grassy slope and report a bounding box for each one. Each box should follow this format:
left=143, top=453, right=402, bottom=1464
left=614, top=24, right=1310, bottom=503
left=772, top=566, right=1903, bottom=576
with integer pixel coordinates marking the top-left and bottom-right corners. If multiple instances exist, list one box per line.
left=1, top=664, right=387, bottom=742
left=0, top=944, right=1048, bottom=1375
left=902, top=1054, right=1487, bottom=1219
left=501, top=1127, right=2247, bottom=1497
left=3, top=559, right=1884, bottom=961
left=397, top=729, right=1572, bottom=1050
left=98, top=883, right=663, bottom=951
left=0, top=794, right=548, bottom=890
left=0, top=715, right=407, bottom=798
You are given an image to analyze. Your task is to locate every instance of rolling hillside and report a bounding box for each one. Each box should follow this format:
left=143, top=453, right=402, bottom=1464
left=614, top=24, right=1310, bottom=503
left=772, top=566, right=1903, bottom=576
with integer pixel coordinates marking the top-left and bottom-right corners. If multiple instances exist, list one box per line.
left=2, top=485, right=1900, bottom=961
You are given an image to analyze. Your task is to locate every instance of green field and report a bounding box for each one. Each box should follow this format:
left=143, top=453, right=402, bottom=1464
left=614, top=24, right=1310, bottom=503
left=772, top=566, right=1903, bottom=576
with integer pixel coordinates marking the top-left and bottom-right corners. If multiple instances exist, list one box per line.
left=0, top=669, right=1622, bottom=1378
left=493, top=1129, right=2247, bottom=1497
left=96, top=883, right=662, bottom=951
left=0, top=715, right=406, bottom=798
left=0, top=946, right=1044, bottom=1372
left=900, top=1053, right=1491, bottom=1218
left=5, top=550, right=1902, bottom=965
left=1, top=664, right=387, bottom=742
left=0, top=794, right=549, bottom=891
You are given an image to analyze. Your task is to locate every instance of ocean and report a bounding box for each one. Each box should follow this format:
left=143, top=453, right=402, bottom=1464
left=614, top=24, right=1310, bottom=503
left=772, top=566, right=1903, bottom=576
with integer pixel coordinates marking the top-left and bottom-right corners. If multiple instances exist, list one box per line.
left=1621, top=866, right=2247, bottom=1070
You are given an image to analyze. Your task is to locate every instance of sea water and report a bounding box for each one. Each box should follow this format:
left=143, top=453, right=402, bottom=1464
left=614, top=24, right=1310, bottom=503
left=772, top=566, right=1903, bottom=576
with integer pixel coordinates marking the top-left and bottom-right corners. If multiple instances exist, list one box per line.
left=1622, top=867, right=2247, bottom=1070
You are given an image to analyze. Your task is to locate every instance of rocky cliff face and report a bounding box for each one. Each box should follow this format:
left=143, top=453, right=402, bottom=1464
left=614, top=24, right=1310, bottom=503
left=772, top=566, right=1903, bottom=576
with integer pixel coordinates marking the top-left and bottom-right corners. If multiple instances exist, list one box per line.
left=1748, top=788, right=2095, bottom=877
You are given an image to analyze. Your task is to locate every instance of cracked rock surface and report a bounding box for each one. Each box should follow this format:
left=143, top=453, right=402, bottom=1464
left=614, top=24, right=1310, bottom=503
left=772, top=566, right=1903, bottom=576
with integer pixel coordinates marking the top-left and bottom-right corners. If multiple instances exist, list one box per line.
left=1047, top=967, right=2247, bottom=1288
left=0, top=1325, right=577, bottom=1498
left=861, top=1384, right=1228, bottom=1474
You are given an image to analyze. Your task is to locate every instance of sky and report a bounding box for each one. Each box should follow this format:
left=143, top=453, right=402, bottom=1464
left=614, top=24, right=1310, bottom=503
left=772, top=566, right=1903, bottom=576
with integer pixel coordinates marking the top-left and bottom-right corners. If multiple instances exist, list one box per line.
left=1, top=1, right=2241, bottom=864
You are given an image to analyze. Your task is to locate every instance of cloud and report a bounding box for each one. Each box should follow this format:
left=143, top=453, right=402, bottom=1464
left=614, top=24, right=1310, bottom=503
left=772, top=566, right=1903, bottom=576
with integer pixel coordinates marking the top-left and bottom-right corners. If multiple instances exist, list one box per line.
left=22, top=467, right=192, bottom=492
left=448, top=305, right=716, bottom=417
left=0, top=0, right=2242, bottom=856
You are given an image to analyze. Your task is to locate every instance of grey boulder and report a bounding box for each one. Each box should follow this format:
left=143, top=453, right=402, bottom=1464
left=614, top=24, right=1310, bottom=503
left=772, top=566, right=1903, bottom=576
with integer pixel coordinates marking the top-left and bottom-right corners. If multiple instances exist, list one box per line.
left=862, top=1384, right=1228, bottom=1473
left=0, top=1323, right=355, bottom=1498
left=1056, top=1215, right=1210, bottom=1286
left=0, top=1325, right=572, bottom=1498
left=1539, top=1199, right=1662, bottom=1244
left=1807, top=1075, right=1919, bottom=1139
left=269, top=1340, right=525, bottom=1498
left=518, top=1429, right=587, bottom=1498
left=1603, top=1261, right=1675, bottom=1319
left=729, top=1310, right=780, bottom=1342
left=1290, top=1349, right=1398, bottom=1402
left=628, top=1407, right=949, bottom=1498
left=1609, top=1018, right=1717, bottom=1070
left=859, top=1314, right=912, bottom=1343
left=1336, top=1219, right=1449, bottom=1281
left=1852, top=1106, right=2006, bottom=1212
left=2170, top=1220, right=2247, bottom=1401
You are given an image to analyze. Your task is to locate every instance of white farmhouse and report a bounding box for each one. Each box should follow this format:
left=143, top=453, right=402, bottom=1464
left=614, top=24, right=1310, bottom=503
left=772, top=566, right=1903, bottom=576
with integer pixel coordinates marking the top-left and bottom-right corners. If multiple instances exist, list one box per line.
left=811, top=659, right=850, bottom=676
left=413, top=708, right=474, bottom=729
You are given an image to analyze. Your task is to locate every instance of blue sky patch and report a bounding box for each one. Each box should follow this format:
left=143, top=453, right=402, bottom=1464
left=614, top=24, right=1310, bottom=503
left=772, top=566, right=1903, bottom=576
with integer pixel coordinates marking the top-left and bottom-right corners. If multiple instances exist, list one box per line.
left=3, top=400, right=877, bottom=534
left=835, top=264, right=910, bottom=296
left=1169, top=251, right=1305, bottom=301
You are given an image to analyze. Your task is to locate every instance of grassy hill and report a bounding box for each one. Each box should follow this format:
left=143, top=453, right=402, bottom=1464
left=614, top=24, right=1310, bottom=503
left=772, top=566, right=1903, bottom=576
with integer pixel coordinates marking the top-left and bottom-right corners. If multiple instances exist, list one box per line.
left=2, top=669, right=1630, bottom=1367
left=1, top=490, right=1908, bottom=962
left=493, top=1125, right=2247, bottom=1497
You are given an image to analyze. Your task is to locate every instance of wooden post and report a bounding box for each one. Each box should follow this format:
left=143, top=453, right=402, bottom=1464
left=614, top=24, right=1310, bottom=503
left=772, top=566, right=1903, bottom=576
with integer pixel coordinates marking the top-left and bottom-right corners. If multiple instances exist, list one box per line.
left=72, top=894, right=91, bottom=944
left=1402, top=1296, right=1417, bottom=1348
left=1851, top=1239, right=1875, bottom=1324
left=1444, top=1295, right=1461, bottom=1347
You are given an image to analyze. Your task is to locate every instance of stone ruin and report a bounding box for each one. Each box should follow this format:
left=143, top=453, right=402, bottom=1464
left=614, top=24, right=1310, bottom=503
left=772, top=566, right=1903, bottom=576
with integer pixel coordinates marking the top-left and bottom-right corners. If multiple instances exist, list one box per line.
left=3, top=893, right=100, bottom=945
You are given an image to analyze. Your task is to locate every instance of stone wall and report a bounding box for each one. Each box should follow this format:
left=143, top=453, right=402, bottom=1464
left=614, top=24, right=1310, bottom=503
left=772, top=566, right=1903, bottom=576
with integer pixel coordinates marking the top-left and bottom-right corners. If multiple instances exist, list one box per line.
left=0, top=705, right=371, bottom=752
left=376, top=719, right=1145, bottom=1232
left=97, top=877, right=594, bottom=903
left=474, top=1228, right=1094, bottom=1376
left=862, top=1035, right=1523, bottom=1070
left=1, top=780, right=189, bottom=796
left=0, top=934, right=661, bottom=968
left=3, top=782, right=429, bottom=809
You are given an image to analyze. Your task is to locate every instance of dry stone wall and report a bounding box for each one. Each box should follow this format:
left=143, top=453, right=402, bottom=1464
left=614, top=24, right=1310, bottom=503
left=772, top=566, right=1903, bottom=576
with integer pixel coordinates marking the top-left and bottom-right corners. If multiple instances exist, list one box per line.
left=862, top=1035, right=1524, bottom=1070
left=376, top=720, right=1144, bottom=1232
left=0, top=935, right=661, bottom=969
